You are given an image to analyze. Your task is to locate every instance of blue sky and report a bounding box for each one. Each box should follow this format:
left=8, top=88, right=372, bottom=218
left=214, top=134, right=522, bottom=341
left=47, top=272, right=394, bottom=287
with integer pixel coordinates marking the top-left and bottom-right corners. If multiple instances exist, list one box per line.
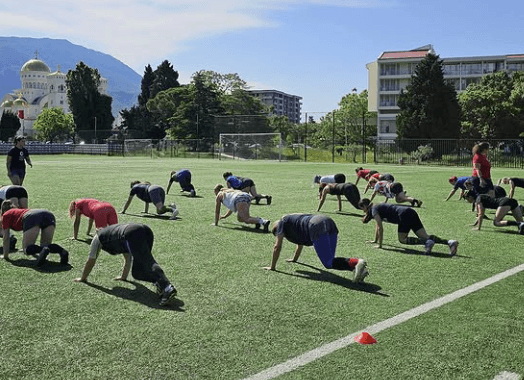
left=1, top=0, right=522, bottom=119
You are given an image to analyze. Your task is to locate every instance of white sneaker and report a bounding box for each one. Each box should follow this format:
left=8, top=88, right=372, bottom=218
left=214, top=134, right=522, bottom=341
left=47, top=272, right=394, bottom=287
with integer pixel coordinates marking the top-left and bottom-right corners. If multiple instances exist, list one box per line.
left=170, top=209, right=179, bottom=220
left=425, top=239, right=435, bottom=255
left=448, top=240, right=458, bottom=256
left=353, top=259, right=369, bottom=283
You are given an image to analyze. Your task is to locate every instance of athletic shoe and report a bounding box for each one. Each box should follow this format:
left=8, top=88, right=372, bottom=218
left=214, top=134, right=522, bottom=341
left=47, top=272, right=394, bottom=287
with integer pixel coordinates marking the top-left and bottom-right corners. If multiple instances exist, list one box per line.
left=255, top=196, right=261, bottom=205
left=267, top=196, right=272, bottom=205
left=155, top=282, right=163, bottom=297
left=190, top=189, right=196, bottom=197
left=448, top=240, right=458, bottom=256
left=518, top=222, right=524, bottom=235
left=9, top=236, right=17, bottom=252
left=255, top=223, right=261, bottom=230
left=159, top=284, right=177, bottom=306
left=36, top=247, right=50, bottom=267
left=59, top=249, right=69, bottom=265
left=425, top=239, right=435, bottom=255
left=263, top=220, right=271, bottom=233
left=416, top=199, right=423, bottom=207
left=169, top=209, right=179, bottom=220
left=353, top=259, right=369, bottom=283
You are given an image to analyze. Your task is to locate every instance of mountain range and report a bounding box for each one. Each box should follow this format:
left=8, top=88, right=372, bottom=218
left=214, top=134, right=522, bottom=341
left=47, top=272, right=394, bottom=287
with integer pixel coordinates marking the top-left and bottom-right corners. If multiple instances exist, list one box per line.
left=0, top=36, right=141, bottom=116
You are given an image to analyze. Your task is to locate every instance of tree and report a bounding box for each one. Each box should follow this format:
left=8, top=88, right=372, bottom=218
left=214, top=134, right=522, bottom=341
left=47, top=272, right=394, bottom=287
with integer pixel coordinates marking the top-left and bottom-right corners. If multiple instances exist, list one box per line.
left=397, top=53, right=461, bottom=140
left=66, top=62, right=114, bottom=141
left=337, top=90, right=377, bottom=146
left=0, top=111, right=21, bottom=142
left=459, top=71, right=524, bottom=139
left=33, top=107, right=74, bottom=142
left=150, top=60, right=180, bottom=99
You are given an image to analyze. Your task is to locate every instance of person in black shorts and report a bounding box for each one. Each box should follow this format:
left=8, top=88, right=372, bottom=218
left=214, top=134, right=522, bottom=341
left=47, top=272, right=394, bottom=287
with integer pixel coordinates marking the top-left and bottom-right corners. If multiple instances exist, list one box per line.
left=223, top=172, right=272, bottom=205
left=313, top=173, right=346, bottom=198
left=498, top=177, right=524, bottom=199
left=359, top=199, right=458, bottom=255
left=264, top=213, right=368, bottom=283
left=465, top=192, right=524, bottom=233
left=121, top=181, right=178, bottom=219
left=0, top=201, right=68, bottom=266
left=317, top=183, right=361, bottom=212
left=368, top=181, right=422, bottom=207
left=6, top=136, right=32, bottom=186
left=166, top=169, right=196, bottom=197
left=0, top=185, right=29, bottom=208
left=73, top=223, right=177, bottom=306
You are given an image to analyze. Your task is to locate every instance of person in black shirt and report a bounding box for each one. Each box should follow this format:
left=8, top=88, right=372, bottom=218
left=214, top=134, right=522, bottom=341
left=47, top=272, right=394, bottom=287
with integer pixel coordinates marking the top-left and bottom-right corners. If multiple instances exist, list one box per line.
left=317, top=183, right=361, bottom=212
left=465, top=192, right=524, bottom=233
left=264, top=213, right=368, bottom=283
left=359, top=199, right=458, bottom=256
left=121, top=181, right=178, bottom=219
left=6, top=136, right=32, bottom=186
left=498, top=177, right=524, bottom=199
left=74, top=223, right=177, bottom=306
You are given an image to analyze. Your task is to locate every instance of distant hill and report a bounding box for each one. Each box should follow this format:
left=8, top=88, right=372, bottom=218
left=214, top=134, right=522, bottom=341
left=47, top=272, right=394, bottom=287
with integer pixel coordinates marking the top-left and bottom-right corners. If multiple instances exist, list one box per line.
left=0, top=36, right=141, bottom=116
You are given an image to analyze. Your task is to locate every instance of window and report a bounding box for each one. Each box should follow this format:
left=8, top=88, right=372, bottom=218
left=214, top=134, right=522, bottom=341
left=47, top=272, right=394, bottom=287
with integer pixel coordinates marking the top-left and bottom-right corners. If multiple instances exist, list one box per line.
left=380, top=120, right=396, bottom=134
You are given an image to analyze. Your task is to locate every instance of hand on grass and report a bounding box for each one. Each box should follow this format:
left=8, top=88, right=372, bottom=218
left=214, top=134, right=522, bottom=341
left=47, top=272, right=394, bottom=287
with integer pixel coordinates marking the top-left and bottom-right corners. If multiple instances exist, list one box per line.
left=285, top=259, right=296, bottom=263
left=114, top=276, right=127, bottom=281
left=73, top=278, right=87, bottom=283
left=263, top=266, right=275, bottom=271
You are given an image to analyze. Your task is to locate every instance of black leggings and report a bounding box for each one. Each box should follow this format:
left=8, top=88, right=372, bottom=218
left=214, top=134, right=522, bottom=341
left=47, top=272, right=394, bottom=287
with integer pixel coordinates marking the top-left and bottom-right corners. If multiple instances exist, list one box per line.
left=343, top=185, right=361, bottom=210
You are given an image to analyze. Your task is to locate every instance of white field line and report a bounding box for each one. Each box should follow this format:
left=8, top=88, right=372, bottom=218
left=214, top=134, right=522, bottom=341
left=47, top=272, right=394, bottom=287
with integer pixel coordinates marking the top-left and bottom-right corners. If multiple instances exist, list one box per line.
left=242, top=263, right=524, bottom=380
left=492, top=372, right=521, bottom=380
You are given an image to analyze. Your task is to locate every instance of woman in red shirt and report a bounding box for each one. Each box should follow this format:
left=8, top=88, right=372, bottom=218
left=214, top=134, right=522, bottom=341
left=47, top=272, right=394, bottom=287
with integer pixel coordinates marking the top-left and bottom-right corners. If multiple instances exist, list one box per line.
left=69, top=198, right=118, bottom=240
left=0, top=201, right=68, bottom=266
left=471, top=142, right=494, bottom=197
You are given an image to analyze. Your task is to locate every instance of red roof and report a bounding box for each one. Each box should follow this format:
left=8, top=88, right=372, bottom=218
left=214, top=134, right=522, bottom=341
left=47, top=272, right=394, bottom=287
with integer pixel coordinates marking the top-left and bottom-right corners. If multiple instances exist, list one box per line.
left=380, top=51, right=430, bottom=60
left=507, top=55, right=524, bottom=59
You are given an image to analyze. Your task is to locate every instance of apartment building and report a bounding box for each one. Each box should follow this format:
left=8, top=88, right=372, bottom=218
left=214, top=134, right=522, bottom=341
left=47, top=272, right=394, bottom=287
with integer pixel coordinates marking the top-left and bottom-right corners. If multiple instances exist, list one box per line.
left=248, top=89, right=302, bottom=124
left=366, top=44, right=524, bottom=139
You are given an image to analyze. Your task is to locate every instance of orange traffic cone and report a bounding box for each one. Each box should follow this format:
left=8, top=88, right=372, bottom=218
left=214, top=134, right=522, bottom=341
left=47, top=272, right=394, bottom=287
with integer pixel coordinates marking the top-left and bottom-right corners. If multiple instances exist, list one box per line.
left=354, top=332, right=377, bottom=344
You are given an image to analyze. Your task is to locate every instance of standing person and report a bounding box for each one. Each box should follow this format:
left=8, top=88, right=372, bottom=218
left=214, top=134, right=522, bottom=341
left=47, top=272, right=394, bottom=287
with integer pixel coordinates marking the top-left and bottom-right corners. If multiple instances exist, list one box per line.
left=121, top=181, right=178, bottom=220
left=166, top=169, right=196, bottom=197
left=471, top=142, right=494, bottom=197
left=214, top=184, right=270, bottom=232
left=465, top=192, right=524, bottom=233
left=354, top=167, right=378, bottom=186
left=369, top=181, right=422, bottom=207
left=0, top=185, right=29, bottom=208
left=317, top=183, right=361, bottom=212
left=445, top=176, right=471, bottom=201
left=73, top=223, right=177, bottom=306
left=223, top=172, right=272, bottom=205
left=69, top=198, right=119, bottom=240
left=264, top=213, right=369, bottom=283
left=6, top=136, right=32, bottom=186
left=0, top=201, right=68, bottom=266
left=359, top=199, right=458, bottom=256
left=313, top=173, right=346, bottom=198
left=498, top=177, right=524, bottom=199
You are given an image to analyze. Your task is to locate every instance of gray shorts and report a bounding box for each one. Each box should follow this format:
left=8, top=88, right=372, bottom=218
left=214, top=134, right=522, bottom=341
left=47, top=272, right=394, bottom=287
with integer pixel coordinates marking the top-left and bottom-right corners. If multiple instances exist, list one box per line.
left=233, top=193, right=252, bottom=210
left=148, top=185, right=165, bottom=205
left=22, top=209, right=56, bottom=232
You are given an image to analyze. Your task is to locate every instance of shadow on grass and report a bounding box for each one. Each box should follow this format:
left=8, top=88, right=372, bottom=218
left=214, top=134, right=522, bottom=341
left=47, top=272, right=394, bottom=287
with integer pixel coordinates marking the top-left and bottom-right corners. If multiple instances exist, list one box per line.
left=382, top=245, right=472, bottom=259
left=85, top=280, right=185, bottom=311
left=125, top=212, right=180, bottom=221
left=6, top=256, right=73, bottom=273
left=492, top=228, right=521, bottom=235
left=276, top=262, right=388, bottom=297
left=167, top=193, right=204, bottom=199
left=214, top=223, right=271, bottom=234
left=322, top=210, right=363, bottom=218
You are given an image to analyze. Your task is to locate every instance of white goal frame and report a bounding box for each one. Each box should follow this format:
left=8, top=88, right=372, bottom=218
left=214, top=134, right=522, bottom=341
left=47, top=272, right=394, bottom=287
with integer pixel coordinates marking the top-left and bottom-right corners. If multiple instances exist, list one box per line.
left=219, top=133, right=282, bottom=161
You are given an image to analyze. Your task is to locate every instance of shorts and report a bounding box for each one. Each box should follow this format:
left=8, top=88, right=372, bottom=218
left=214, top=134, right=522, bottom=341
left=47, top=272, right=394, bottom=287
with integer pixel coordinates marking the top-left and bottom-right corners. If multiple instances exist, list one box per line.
left=22, top=210, right=56, bottom=232
left=471, top=177, right=494, bottom=194
left=380, top=174, right=395, bottom=182
left=334, top=174, right=346, bottom=183
left=233, top=193, right=252, bottom=210
left=10, top=168, right=25, bottom=179
left=240, top=179, right=255, bottom=189
left=5, top=186, right=28, bottom=199
left=499, top=198, right=518, bottom=209
left=389, top=182, right=404, bottom=196
left=92, top=203, right=118, bottom=228
left=397, top=208, right=424, bottom=234
left=148, top=185, right=166, bottom=205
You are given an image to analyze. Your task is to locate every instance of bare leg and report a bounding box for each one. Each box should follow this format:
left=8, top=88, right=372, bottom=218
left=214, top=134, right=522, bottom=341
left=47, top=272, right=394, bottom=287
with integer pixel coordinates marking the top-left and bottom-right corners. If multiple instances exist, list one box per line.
left=236, top=202, right=262, bottom=224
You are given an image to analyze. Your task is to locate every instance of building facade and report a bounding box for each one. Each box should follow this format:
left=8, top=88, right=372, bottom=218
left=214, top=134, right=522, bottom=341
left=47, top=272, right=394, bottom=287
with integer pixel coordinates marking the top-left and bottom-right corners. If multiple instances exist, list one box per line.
left=248, top=89, right=302, bottom=124
left=0, top=54, right=108, bottom=136
left=366, top=44, right=524, bottom=139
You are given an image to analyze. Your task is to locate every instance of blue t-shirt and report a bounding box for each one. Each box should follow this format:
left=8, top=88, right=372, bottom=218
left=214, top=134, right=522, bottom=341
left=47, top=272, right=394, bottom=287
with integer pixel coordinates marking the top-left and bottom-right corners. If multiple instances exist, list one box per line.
left=454, top=176, right=471, bottom=190
left=226, top=175, right=244, bottom=189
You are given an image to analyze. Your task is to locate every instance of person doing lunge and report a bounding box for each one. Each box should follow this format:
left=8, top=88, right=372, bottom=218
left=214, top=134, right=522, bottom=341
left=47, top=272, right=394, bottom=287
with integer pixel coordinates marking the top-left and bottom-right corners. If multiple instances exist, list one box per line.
left=465, top=192, right=524, bottom=234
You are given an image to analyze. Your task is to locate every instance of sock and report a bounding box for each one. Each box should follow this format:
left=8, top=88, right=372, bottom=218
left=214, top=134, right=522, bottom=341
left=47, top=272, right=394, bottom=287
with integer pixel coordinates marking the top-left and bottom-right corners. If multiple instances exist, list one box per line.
left=257, top=217, right=264, bottom=224
left=405, top=237, right=423, bottom=245
left=506, top=221, right=519, bottom=226
left=331, top=257, right=352, bottom=270
left=429, top=235, right=449, bottom=245
left=25, top=244, right=42, bottom=255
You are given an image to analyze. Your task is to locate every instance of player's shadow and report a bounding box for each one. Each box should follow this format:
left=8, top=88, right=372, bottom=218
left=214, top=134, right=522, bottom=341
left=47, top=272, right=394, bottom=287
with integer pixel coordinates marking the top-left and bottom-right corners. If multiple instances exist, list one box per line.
left=323, top=210, right=363, bottom=218
left=382, top=245, right=471, bottom=259
left=277, top=262, right=388, bottom=297
left=85, top=280, right=185, bottom=311
left=5, top=256, right=73, bottom=273
left=214, top=224, right=270, bottom=234
left=125, top=212, right=178, bottom=221
left=74, top=237, right=93, bottom=245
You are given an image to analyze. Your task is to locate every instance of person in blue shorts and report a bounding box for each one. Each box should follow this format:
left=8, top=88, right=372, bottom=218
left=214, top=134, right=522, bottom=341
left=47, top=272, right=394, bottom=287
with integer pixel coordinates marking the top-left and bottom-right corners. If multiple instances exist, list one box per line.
left=359, top=199, right=458, bottom=256
left=121, top=181, right=178, bottom=219
left=497, top=177, right=524, bottom=199
left=166, top=169, right=196, bottom=197
left=73, top=223, right=177, bottom=306
left=264, top=213, right=368, bottom=283
left=6, top=136, right=32, bottom=186
left=445, top=176, right=471, bottom=201
left=223, top=172, right=272, bottom=205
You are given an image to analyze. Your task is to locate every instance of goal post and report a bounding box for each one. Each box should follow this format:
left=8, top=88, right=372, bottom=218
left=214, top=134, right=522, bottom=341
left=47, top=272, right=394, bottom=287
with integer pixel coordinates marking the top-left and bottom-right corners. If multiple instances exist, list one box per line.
left=123, top=139, right=153, bottom=157
left=219, top=133, right=283, bottom=161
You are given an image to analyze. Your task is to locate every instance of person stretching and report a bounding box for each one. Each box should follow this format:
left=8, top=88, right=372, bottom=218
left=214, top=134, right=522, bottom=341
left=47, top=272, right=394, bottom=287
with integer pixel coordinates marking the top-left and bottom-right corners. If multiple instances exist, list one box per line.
left=317, top=183, right=361, bottom=212
left=69, top=198, right=119, bottom=240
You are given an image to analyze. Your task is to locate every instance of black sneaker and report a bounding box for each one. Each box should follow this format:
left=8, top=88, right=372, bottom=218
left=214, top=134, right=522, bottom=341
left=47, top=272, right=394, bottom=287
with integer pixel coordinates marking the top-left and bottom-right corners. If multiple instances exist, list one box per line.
left=519, top=223, right=524, bottom=235
left=9, top=236, right=17, bottom=252
left=255, top=196, right=261, bottom=205
left=159, top=285, right=177, bottom=306
left=267, top=196, right=272, bottom=205
left=60, top=249, right=69, bottom=265
left=255, top=223, right=261, bottom=230
left=36, top=247, right=50, bottom=267
left=263, top=220, right=271, bottom=233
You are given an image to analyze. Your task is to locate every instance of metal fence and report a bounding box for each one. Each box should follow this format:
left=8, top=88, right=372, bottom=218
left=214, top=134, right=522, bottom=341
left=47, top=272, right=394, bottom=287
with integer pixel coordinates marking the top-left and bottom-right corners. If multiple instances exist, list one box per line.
left=374, top=139, right=524, bottom=169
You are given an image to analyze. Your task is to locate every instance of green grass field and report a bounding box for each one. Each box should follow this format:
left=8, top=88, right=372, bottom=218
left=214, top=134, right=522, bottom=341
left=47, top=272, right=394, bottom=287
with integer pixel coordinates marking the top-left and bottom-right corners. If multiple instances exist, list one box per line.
left=1, top=155, right=523, bottom=380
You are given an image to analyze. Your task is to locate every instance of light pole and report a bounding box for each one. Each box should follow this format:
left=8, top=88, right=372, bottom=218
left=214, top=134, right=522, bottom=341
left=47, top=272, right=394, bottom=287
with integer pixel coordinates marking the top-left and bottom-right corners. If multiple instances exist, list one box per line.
left=93, top=116, right=97, bottom=143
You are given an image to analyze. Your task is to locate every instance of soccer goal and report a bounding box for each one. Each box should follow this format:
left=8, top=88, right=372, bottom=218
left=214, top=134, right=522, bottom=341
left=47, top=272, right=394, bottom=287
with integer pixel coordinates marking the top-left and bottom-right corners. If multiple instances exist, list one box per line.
left=219, top=133, right=283, bottom=161
left=124, top=139, right=153, bottom=157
